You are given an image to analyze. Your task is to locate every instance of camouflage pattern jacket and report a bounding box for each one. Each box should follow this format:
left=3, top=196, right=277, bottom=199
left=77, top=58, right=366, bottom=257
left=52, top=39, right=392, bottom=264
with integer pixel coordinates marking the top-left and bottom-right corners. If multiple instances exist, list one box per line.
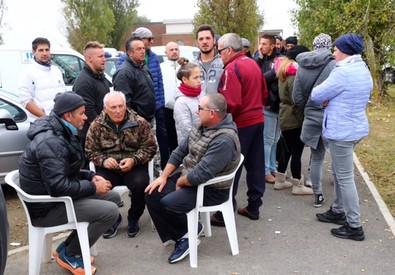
left=85, top=108, right=157, bottom=167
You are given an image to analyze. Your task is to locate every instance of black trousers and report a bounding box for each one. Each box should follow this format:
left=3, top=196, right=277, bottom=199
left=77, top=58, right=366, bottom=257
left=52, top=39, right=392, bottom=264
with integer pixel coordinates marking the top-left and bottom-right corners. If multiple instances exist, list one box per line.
left=164, top=107, right=178, bottom=153
left=232, top=123, right=265, bottom=215
left=96, top=164, right=149, bottom=222
left=277, top=127, right=305, bottom=179
left=155, top=108, right=170, bottom=169
left=145, top=172, right=228, bottom=243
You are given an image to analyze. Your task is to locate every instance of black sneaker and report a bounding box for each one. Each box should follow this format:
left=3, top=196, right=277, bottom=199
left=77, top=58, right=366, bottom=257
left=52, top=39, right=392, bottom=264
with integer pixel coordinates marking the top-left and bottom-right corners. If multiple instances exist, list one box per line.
left=331, top=224, right=365, bottom=241
left=126, top=219, right=140, bottom=238
left=316, top=207, right=347, bottom=225
left=103, top=214, right=122, bottom=239
left=313, top=194, right=325, bottom=208
left=168, top=237, right=201, bottom=264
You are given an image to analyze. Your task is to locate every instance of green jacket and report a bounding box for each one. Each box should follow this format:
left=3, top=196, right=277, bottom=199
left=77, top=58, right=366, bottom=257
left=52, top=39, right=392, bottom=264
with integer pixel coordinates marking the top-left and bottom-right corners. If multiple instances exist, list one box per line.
left=85, top=108, right=157, bottom=167
left=278, top=74, right=304, bottom=131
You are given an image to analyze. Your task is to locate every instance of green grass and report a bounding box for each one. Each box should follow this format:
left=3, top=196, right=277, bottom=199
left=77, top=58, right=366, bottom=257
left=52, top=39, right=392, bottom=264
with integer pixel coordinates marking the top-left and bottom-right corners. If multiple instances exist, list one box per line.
left=356, top=85, right=395, bottom=216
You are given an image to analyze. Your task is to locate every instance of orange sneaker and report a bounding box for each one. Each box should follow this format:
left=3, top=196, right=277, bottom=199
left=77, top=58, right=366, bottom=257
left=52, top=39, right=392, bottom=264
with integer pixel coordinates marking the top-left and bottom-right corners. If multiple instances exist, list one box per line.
left=54, top=241, right=94, bottom=264
left=56, top=246, right=96, bottom=274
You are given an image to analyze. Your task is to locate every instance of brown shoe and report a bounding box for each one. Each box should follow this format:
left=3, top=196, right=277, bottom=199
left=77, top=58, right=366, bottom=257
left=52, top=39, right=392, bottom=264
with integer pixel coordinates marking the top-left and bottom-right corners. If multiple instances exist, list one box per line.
left=210, top=213, right=225, bottom=227
left=265, top=174, right=275, bottom=184
left=237, top=207, right=259, bottom=220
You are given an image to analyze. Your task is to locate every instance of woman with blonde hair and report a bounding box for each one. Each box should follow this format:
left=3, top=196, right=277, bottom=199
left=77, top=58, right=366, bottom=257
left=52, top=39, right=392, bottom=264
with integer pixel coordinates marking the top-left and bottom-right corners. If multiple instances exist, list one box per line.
left=274, top=45, right=313, bottom=195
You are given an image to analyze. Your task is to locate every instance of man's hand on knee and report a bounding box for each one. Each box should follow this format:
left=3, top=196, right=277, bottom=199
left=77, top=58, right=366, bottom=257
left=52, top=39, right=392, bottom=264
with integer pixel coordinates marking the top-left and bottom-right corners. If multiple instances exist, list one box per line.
left=145, top=176, right=167, bottom=194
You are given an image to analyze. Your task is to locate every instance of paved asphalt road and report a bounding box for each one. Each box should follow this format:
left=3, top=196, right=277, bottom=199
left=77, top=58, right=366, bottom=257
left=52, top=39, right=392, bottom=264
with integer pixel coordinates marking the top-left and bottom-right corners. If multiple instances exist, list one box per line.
left=5, top=148, right=395, bottom=274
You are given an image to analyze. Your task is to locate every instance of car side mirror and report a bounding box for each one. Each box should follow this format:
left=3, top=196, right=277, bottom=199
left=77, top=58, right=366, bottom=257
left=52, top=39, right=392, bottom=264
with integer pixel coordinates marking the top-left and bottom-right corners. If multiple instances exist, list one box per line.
left=0, top=109, right=19, bottom=130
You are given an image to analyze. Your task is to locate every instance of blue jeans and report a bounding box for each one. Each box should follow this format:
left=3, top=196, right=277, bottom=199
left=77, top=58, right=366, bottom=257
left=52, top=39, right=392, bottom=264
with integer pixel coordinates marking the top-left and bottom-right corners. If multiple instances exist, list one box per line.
left=329, top=139, right=362, bottom=228
left=263, top=109, right=280, bottom=176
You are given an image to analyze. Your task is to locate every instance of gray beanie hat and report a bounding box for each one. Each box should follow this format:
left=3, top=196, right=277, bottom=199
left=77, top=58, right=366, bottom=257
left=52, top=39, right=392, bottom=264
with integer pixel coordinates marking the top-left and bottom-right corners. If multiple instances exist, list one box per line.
left=241, top=38, right=251, bottom=48
left=132, top=27, right=153, bottom=38
left=313, top=33, right=332, bottom=50
left=53, top=92, right=86, bottom=117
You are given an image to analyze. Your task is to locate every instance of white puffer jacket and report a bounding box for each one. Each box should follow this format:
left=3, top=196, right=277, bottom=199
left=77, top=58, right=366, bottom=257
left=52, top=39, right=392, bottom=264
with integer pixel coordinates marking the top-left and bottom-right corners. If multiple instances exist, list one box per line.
left=19, top=62, right=66, bottom=122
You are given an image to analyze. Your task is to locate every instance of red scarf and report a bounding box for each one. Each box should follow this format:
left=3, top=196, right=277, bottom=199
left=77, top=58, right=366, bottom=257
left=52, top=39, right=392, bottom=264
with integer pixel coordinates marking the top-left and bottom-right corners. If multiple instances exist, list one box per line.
left=179, top=83, right=202, bottom=97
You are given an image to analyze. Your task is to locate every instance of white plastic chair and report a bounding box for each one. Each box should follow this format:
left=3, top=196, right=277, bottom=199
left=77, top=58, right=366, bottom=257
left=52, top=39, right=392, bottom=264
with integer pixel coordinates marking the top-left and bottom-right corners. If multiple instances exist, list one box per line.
left=5, top=170, right=93, bottom=275
left=186, top=154, right=244, bottom=268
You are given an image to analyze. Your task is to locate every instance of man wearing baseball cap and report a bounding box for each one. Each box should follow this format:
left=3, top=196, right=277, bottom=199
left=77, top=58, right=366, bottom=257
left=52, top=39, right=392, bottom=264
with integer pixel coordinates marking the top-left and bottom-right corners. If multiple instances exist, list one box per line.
left=19, top=92, right=121, bottom=274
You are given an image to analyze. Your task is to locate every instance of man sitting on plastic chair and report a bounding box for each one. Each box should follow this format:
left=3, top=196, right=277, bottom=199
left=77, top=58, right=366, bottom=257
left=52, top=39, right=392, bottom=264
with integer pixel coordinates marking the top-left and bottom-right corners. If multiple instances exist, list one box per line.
left=19, top=92, right=120, bottom=275
left=145, top=93, right=241, bottom=264
left=85, top=91, right=157, bottom=239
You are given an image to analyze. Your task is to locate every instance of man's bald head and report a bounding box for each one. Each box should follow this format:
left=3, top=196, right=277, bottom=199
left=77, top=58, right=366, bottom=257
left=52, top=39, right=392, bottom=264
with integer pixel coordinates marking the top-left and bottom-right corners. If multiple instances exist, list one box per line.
left=165, top=42, right=180, bottom=61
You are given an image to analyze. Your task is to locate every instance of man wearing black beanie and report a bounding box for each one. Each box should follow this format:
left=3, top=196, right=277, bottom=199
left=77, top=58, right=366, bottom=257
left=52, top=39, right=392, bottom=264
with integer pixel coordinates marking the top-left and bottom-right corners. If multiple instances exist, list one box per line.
left=19, top=91, right=121, bottom=274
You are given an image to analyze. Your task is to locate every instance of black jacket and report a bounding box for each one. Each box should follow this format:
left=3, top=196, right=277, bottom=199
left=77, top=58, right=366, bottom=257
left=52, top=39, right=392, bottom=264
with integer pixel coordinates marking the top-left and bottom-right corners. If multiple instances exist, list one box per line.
left=256, top=50, right=281, bottom=113
left=19, top=114, right=96, bottom=217
left=113, top=56, right=156, bottom=122
left=73, top=64, right=112, bottom=138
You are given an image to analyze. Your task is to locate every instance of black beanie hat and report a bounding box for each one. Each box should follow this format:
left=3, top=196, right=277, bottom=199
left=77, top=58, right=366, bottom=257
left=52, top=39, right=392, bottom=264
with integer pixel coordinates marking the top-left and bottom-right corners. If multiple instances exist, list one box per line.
left=285, top=36, right=298, bottom=46
left=53, top=92, right=86, bottom=117
left=286, top=45, right=310, bottom=61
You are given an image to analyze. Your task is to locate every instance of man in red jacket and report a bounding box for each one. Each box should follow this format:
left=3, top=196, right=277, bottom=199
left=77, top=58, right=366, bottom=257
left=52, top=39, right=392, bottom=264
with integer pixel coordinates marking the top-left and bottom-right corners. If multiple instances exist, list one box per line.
left=212, top=33, right=268, bottom=225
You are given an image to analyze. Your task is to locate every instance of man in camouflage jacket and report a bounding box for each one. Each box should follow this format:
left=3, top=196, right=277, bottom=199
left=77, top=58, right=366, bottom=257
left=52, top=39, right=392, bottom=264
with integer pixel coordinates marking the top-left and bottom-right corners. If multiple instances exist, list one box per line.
left=85, top=91, right=157, bottom=239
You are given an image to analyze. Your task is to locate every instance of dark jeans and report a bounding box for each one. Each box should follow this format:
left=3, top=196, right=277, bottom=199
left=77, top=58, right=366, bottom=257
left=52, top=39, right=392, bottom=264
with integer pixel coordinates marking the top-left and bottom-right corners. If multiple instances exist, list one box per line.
left=233, top=123, right=265, bottom=215
left=145, top=172, right=228, bottom=243
left=277, top=127, right=305, bottom=179
left=155, top=108, right=170, bottom=169
left=96, top=164, right=149, bottom=222
left=164, top=107, right=178, bottom=153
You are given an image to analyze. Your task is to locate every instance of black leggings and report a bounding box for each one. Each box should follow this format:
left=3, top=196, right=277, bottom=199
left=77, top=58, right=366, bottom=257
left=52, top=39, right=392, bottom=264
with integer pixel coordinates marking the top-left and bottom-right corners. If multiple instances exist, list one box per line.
left=277, top=127, right=305, bottom=179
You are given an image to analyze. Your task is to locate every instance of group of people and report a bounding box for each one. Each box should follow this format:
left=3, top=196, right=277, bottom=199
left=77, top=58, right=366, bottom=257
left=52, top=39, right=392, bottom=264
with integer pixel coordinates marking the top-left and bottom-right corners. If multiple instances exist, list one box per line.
left=16, top=22, right=372, bottom=274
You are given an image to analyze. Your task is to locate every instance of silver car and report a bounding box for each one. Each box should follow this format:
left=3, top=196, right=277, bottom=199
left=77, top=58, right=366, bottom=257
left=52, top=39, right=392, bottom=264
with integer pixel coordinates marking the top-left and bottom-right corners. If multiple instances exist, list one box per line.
left=0, top=89, right=30, bottom=184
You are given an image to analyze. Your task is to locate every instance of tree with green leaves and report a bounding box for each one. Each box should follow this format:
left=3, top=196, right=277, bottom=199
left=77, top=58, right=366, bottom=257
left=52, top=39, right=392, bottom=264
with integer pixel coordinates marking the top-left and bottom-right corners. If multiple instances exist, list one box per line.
left=293, top=0, right=395, bottom=97
left=62, top=0, right=116, bottom=53
left=193, top=0, right=264, bottom=50
left=107, top=0, right=140, bottom=49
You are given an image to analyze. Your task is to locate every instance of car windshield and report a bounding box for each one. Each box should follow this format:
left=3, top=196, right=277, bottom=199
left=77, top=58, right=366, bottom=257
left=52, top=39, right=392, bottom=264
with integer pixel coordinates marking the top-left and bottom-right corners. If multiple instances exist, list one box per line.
left=0, top=96, right=26, bottom=122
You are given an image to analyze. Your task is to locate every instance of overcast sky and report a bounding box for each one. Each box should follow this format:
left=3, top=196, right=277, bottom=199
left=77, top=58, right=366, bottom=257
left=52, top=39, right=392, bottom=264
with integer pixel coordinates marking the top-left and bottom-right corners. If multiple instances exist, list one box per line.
left=2, top=0, right=297, bottom=48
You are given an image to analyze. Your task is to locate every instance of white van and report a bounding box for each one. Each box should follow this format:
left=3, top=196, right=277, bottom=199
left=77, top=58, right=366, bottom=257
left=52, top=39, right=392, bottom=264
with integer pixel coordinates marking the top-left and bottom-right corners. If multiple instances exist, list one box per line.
left=0, top=46, right=86, bottom=95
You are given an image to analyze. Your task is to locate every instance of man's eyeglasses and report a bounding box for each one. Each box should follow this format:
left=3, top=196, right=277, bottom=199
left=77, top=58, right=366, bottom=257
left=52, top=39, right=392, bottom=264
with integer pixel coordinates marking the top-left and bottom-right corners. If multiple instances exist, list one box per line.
left=198, top=105, right=219, bottom=112
left=218, top=47, right=229, bottom=54
left=143, top=37, right=154, bottom=42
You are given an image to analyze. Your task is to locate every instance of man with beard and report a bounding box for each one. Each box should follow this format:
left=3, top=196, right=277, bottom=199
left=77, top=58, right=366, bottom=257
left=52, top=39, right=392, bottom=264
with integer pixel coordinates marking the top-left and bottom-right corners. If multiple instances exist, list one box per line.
left=193, top=24, right=223, bottom=95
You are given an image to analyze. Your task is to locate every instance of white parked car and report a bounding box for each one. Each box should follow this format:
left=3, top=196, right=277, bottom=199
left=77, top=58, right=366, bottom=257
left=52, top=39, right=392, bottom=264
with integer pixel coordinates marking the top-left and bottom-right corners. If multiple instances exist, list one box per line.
left=0, top=89, right=30, bottom=184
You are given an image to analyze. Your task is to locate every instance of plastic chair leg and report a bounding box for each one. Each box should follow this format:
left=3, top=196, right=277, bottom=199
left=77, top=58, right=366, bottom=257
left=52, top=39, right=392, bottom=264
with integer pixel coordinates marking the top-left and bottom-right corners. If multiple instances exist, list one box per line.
left=29, top=228, right=45, bottom=275
left=221, top=205, right=239, bottom=255
left=42, top=233, right=53, bottom=262
left=201, top=212, right=212, bottom=237
left=90, top=243, right=98, bottom=256
left=76, top=222, right=92, bottom=275
left=187, top=209, right=199, bottom=268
